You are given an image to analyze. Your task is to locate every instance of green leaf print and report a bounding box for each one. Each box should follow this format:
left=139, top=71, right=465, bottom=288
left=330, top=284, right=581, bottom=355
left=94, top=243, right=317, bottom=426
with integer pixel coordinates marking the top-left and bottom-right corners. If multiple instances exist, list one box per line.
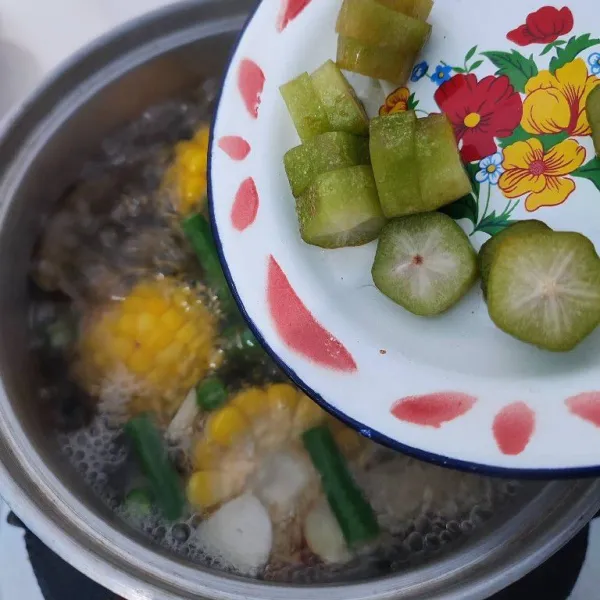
left=549, top=34, right=600, bottom=73
left=498, top=125, right=531, bottom=149
left=464, top=161, right=481, bottom=200
left=538, top=131, right=570, bottom=152
left=482, top=50, right=538, bottom=93
left=474, top=211, right=517, bottom=236
left=465, top=45, right=478, bottom=62
left=440, top=194, right=478, bottom=225
left=572, top=158, right=600, bottom=192
left=440, top=162, right=481, bottom=226
left=468, top=59, right=484, bottom=72
left=498, top=127, right=568, bottom=152
left=407, top=92, right=419, bottom=110
left=540, top=40, right=566, bottom=56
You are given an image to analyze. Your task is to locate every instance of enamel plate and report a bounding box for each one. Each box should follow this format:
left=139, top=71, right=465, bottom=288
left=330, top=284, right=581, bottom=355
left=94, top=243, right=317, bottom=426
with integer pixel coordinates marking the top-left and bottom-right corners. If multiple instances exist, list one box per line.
left=210, top=0, right=600, bottom=474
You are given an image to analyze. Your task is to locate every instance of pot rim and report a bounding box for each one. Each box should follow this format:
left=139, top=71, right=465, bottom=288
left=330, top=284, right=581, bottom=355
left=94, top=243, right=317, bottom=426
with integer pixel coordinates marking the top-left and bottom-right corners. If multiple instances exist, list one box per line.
left=0, top=2, right=599, bottom=600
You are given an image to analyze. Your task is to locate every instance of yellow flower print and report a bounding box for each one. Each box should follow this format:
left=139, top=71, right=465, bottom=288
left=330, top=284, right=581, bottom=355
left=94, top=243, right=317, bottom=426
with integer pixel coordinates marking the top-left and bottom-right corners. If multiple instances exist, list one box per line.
left=498, top=138, right=586, bottom=211
left=521, top=58, right=600, bottom=136
left=379, top=87, right=410, bottom=116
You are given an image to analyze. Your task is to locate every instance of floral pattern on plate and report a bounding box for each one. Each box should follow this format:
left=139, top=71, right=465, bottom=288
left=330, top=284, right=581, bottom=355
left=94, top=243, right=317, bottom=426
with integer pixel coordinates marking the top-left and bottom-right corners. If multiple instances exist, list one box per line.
left=382, top=5, right=600, bottom=236
left=210, top=0, right=600, bottom=471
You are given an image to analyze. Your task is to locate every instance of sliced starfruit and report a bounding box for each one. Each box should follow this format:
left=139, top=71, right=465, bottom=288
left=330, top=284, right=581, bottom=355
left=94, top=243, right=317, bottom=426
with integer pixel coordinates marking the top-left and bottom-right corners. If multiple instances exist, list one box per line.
left=487, top=231, right=600, bottom=352
left=284, top=131, right=370, bottom=198
left=586, top=85, right=600, bottom=157
left=336, top=35, right=416, bottom=84
left=370, top=111, right=421, bottom=218
left=376, top=0, right=434, bottom=20
left=372, top=213, right=478, bottom=316
left=310, top=59, right=369, bottom=136
left=416, top=114, right=472, bottom=211
left=280, top=72, right=331, bottom=141
left=296, top=165, right=386, bottom=249
left=478, top=220, right=550, bottom=298
left=336, top=0, right=432, bottom=52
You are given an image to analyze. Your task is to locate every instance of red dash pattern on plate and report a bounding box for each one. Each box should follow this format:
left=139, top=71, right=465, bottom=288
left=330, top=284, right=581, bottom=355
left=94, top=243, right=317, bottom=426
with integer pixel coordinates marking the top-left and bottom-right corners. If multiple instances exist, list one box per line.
left=267, top=256, right=357, bottom=372
left=492, top=402, right=535, bottom=456
left=231, top=177, right=259, bottom=232
left=277, top=0, right=313, bottom=32
left=566, top=392, right=600, bottom=427
left=218, top=136, right=251, bottom=160
left=391, top=393, right=476, bottom=429
left=238, top=59, right=265, bottom=119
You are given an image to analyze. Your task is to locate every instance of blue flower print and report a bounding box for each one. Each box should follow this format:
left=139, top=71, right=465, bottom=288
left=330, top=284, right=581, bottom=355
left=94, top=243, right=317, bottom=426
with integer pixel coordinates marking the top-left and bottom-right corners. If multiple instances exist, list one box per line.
left=411, top=61, right=429, bottom=82
left=432, top=64, right=453, bottom=86
left=476, top=152, right=504, bottom=186
left=588, top=52, right=600, bottom=75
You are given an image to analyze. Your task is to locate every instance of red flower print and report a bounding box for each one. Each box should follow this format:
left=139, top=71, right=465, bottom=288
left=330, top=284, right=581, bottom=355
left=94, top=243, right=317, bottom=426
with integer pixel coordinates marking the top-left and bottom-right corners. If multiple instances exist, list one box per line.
left=507, top=6, right=574, bottom=46
left=434, top=74, right=523, bottom=163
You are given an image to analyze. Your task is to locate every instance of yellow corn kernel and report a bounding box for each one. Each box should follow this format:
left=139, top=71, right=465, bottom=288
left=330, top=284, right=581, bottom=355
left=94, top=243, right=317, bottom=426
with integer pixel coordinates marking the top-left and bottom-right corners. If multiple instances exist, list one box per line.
left=117, top=314, right=139, bottom=337
left=293, top=394, right=326, bottom=435
left=193, top=126, right=210, bottom=149
left=160, top=126, right=210, bottom=217
left=175, top=141, right=197, bottom=159
left=146, top=369, right=164, bottom=388
left=133, top=283, right=159, bottom=299
left=111, top=337, right=136, bottom=362
left=334, top=428, right=365, bottom=459
left=144, top=296, right=169, bottom=317
left=179, top=146, right=208, bottom=175
left=182, top=370, right=202, bottom=391
left=175, top=322, right=196, bottom=344
left=172, top=289, right=191, bottom=309
left=146, top=327, right=174, bottom=353
left=178, top=175, right=206, bottom=209
left=193, top=439, right=223, bottom=470
left=121, top=296, right=146, bottom=315
left=267, top=383, right=298, bottom=413
left=77, top=278, right=216, bottom=415
left=187, top=471, right=233, bottom=510
left=161, top=308, right=186, bottom=331
left=127, top=350, right=154, bottom=375
left=206, top=406, right=248, bottom=447
left=231, top=388, right=270, bottom=419
left=137, top=313, right=157, bottom=336
left=92, top=350, right=111, bottom=371
left=156, top=340, right=185, bottom=366
left=191, top=340, right=214, bottom=368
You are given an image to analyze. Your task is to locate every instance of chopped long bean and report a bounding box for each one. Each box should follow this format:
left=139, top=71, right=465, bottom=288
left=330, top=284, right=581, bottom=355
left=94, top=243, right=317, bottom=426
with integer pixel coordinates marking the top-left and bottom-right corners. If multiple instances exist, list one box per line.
left=124, top=488, right=153, bottom=517
left=302, top=425, right=380, bottom=546
left=182, top=214, right=236, bottom=314
left=196, top=376, right=228, bottom=412
left=125, top=414, right=185, bottom=520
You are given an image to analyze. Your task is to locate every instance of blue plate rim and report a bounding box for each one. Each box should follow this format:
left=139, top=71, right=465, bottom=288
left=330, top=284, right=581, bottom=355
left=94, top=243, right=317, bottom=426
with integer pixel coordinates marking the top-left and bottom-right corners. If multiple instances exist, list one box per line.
left=207, top=0, right=600, bottom=480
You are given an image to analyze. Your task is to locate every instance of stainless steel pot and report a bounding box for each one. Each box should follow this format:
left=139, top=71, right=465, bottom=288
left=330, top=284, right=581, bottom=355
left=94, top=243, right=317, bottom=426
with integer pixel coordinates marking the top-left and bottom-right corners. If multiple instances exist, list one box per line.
left=0, top=1, right=599, bottom=599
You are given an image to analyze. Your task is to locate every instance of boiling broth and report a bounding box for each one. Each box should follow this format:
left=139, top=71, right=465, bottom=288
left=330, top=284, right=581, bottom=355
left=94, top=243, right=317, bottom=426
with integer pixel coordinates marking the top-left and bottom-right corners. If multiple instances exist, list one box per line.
left=29, top=86, right=522, bottom=584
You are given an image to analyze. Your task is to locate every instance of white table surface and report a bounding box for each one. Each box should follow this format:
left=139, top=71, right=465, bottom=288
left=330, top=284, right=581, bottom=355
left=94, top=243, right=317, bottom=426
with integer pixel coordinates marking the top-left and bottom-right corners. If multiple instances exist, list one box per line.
left=0, top=0, right=180, bottom=120
left=0, top=1, right=599, bottom=598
